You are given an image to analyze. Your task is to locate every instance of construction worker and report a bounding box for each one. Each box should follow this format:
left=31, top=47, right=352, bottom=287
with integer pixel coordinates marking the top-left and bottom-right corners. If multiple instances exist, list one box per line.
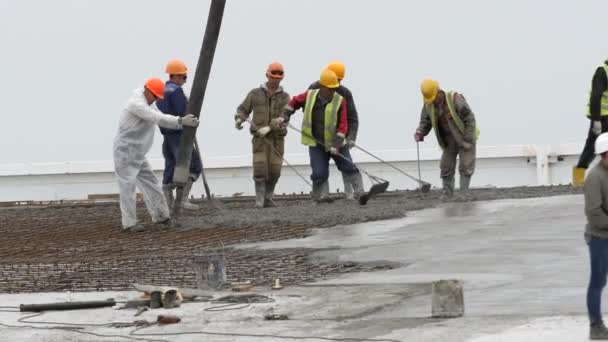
left=573, top=60, right=608, bottom=187
left=414, top=79, right=479, bottom=200
left=583, top=132, right=608, bottom=339
left=113, top=78, right=199, bottom=232
left=274, top=69, right=355, bottom=203
left=309, top=61, right=364, bottom=200
left=234, top=62, right=291, bottom=208
left=156, top=60, right=202, bottom=210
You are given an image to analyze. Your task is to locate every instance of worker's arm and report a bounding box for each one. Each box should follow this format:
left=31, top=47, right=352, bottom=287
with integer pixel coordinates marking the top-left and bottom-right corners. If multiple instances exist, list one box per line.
left=336, top=98, right=348, bottom=137
left=417, top=105, right=433, bottom=136
left=235, top=89, right=254, bottom=121
left=341, top=86, right=359, bottom=141
left=589, top=66, right=607, bottom=121
left=585, top=169, right=608, bottom=230
left=454, top=93, right=476, bottom=143
left=280, top=91, right=307, bottom=121
left=128, top=98, right=182, bottom=129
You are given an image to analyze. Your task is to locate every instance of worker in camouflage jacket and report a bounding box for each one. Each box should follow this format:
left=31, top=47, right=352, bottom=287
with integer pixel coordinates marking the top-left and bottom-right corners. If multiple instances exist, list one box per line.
left=415, top=79, right=479, bottom=200
left=234, top=62, right=291, bottom=208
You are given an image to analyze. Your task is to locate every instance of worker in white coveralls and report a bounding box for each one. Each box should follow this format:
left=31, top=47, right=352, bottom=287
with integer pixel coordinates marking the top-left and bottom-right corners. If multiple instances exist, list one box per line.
left=113, top=78, right=199, bottom=232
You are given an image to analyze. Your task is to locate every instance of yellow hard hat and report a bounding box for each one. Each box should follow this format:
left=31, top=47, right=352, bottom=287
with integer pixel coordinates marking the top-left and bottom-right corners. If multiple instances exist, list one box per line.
left=421, top=79, right=439, bottom=104
left=326, top=60, right=345, bottom=80
left=319, top=69, right=340, bottom=89
left=165, top=59, right=188, bottom=75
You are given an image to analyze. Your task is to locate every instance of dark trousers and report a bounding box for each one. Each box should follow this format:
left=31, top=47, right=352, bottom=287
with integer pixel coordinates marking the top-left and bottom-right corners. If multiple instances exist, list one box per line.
left=308, top=145, right=358, bottom=186
left=161, top=133, right=202, bottom=185
left=587, top=237, right=608, bottom=325
left=578, top=118, right=608, bottom=168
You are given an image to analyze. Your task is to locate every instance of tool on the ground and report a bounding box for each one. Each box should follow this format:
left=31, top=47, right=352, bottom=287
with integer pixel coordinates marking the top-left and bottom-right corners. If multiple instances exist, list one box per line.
left=134, top=306, right=148, bottom=317
left=286, top=123, right=389, bottom=205
left=245, top=119, right=312, bottom=187
left=352, top=142, right=431, bottom=192
left=20, top=299, right=116, bottom=312
left=172, top=0, right=226, bottom=222
left=194, top=137, right=225, bottom=210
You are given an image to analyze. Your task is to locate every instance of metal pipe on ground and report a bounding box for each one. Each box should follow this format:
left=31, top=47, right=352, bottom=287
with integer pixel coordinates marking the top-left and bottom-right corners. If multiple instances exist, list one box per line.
left=20, top=299, right=116, bottom=312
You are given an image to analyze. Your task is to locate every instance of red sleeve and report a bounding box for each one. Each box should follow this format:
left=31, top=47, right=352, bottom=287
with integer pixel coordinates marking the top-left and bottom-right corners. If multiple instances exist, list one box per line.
left=286, top=91, right=308, bottom=112
left=336, top=98, right=348, bottom=136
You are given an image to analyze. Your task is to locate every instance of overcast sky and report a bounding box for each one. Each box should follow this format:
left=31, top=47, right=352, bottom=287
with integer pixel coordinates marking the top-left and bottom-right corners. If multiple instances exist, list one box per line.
left=0, top=0, right=605, bottom=164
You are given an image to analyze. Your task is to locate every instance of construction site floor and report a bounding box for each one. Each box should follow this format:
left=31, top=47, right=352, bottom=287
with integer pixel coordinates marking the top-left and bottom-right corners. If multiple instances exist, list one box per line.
left=0, top=185, right=580, bottom=293
left=0, top=192, right=591, bottom=341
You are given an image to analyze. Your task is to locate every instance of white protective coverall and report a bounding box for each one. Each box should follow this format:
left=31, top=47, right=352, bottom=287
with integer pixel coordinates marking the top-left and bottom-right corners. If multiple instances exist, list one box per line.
left=113, top=88, right=183, bottom=229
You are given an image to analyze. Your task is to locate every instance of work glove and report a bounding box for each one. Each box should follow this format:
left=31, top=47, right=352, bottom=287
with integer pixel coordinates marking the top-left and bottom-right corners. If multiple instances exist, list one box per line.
left=330, top=147, right=339, bottom=155
left=234, top=118, right=244, bottom=130
left=593, top=120, right=602, bottom=135
left=271, top=116, right=286, bottom=128
left=180, top=114, right=199, bottom=127
left=257, top=126, right=271, bottom=137
left=414, top=131, right=424, bottom=142
left=346, top=139, right=356, bottom=149
left=461, top=141, right=473, bottom=150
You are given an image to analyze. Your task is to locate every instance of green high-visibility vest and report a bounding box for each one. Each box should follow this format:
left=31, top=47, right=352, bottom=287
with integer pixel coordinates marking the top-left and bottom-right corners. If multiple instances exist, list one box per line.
left=301, top=89, right=343, bottom=151
left=426, top=91, right=480, bottom=149
left=586, top=65, right=608, bottom=117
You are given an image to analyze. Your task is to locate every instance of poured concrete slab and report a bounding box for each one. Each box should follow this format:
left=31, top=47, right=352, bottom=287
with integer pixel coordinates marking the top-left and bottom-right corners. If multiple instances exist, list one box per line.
left=0, top=195, right=592, bottom=341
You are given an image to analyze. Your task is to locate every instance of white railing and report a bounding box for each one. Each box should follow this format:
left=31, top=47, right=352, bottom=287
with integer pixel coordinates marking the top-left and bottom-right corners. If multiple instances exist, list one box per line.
left=0, top=143, right=586, bottom=201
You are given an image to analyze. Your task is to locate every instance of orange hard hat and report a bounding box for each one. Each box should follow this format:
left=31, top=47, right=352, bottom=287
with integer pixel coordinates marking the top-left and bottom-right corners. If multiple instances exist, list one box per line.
left=165, top=59, right=188, bottom=75
left=145, top=78, right=165, bottom=99
left=326, top=61, right=345, bottom=80
left=266, top=62, right=284, bottom=79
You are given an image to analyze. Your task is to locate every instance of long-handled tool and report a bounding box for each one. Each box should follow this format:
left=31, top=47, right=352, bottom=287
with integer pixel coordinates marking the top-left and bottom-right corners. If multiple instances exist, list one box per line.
left=245, top=119, right=312, bottom=188
left=416, top=141, right=423, bottom=195
left=352, top=143, right=431, bottom=192
left=194, top=137, right=225, bottom=210
left=286, top=123, right=389, bottom=205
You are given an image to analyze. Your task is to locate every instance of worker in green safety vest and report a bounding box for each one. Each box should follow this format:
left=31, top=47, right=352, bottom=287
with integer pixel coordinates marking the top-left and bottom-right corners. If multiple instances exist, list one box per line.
left=273, top=69, right=360, bottom=203
left=573, top=61, right=608, bottom=187
left=414, top=79, right=479, bottom=200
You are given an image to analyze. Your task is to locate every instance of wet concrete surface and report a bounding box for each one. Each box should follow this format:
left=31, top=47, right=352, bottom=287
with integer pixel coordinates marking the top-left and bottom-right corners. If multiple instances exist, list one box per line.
left=241, top=194, right=589, bottom=340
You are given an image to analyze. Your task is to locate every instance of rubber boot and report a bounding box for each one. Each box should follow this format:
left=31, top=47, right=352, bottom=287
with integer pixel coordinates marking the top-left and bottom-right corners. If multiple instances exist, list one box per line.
left=439, top=176, right=455, bottom=201
left=311, top=182, right=322, bottom=202
left=455, top=175, right=471, bottom=201
left=181, top=177, right=199, bottom=210
left=162, top=184, right=174, bottom=209
left=350, top=172, right=365, bottom=199
left=590, top=322, right=608, bottom=340
left=318, top=180, right=334, bottom=203
left=264, top=181, right=277, bottom=208
left=255, top=181, right=266, bottom=208
left=311, top=182, right=332, bottom=203
left=573, top=166, right=586, bottom=188
left=342, top=173, right=354, bottom=200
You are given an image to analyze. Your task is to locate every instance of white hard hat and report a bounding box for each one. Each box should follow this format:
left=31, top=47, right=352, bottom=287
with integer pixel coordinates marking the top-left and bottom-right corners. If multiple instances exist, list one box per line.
left=596, top=132, right=608, bottom=154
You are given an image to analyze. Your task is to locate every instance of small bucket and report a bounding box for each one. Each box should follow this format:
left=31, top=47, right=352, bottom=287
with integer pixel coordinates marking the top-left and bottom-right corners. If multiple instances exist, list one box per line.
left=431, top=279, right=464, bottom=318
left=193, top=253, right=226, bottom=290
